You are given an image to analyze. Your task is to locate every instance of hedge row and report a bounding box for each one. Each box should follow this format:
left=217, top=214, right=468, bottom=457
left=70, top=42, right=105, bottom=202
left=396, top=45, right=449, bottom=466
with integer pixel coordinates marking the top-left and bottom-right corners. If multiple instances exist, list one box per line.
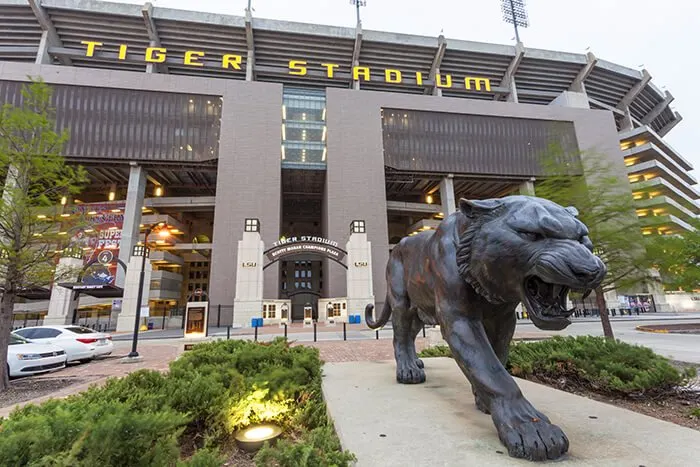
left=0, top=338, right=355, bottom=466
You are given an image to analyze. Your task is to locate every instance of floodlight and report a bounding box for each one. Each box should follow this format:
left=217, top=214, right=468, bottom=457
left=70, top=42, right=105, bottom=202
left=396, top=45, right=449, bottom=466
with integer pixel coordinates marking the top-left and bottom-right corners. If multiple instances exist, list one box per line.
left=501, top=0, right=529, bottom=43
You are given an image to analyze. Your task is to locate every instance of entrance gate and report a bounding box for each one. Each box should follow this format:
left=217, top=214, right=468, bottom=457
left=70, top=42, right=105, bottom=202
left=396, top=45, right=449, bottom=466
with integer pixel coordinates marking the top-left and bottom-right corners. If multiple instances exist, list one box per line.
left=233, top=219, right=374, bottom=327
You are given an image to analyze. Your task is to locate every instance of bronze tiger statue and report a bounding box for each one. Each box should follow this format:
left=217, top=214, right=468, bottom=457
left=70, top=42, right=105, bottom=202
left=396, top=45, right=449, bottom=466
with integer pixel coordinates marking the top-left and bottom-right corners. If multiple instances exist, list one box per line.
left=366, top=195, right=606, bottom=462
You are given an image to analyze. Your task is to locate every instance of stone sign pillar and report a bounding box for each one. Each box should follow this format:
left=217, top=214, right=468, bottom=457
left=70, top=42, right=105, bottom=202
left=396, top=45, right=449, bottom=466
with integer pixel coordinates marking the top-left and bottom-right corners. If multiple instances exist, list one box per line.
left=44, top=248, right=83, bottom=326
left=233, top=218, right=264, bottom=327
left=346, top=220, right=374, bottom=319
left=116, top=245, right=152, bottom=332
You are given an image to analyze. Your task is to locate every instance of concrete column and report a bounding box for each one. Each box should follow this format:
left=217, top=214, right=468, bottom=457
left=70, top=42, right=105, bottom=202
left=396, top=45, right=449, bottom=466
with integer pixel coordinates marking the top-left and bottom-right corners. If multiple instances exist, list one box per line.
left=116, top=248, right=152, bottom=332
left=233, top=229, right=264, bottom=328
left=550, top=91, right=590, bottom=109
left=439, top=175, right=455, bottom=215
left=117, top=165, right=146, bottom=288
left=324, top=89, right=389, bottom=313
left=518, top=179, right=535, bottom=196
left=346, top=230, right=374, bottom=319
left=44, top=255, right=83, bottom=326
left=209, top=81, right=282, bottom=311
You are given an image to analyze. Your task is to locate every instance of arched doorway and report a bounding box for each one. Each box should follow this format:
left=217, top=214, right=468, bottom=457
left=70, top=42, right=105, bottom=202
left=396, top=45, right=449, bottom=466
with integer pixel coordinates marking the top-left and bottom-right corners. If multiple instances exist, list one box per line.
left=263, top=239, right=347, bottom=322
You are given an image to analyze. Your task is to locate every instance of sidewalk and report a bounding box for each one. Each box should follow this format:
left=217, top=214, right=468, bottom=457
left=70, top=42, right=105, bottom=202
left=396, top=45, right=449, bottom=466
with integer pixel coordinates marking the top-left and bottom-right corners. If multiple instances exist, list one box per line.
left=323, top=358, right=700, bottom=466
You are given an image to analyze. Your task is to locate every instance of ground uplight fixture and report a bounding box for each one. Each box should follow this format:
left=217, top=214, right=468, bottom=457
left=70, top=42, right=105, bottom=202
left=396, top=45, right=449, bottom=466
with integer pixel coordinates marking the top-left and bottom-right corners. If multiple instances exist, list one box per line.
left=501, top=0, right=529, bottom=43
left=234, top=423, right=283, bottom=452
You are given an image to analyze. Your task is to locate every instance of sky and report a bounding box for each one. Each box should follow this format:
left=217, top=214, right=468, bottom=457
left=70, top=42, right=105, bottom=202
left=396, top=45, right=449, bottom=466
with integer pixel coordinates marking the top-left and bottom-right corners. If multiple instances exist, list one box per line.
left=122, top=0, right=698, bottom=174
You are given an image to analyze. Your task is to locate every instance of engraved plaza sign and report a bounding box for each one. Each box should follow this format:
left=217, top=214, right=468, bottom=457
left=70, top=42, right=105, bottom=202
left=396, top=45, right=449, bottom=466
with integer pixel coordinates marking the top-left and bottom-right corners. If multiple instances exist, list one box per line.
left=264, top=236, right=346, bottom=267
left=79, top=41, right=492, bottom=92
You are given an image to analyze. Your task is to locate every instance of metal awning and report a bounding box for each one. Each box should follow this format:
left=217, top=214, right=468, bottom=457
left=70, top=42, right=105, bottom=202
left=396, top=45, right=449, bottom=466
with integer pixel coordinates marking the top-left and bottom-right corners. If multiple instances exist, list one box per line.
left=57, top=282, right=123, bottom=298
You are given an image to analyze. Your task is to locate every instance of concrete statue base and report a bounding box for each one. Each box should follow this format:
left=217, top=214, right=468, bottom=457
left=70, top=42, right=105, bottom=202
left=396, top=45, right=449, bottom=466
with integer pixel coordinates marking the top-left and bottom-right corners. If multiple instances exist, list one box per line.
left=323, top=358, right=700, bottom=466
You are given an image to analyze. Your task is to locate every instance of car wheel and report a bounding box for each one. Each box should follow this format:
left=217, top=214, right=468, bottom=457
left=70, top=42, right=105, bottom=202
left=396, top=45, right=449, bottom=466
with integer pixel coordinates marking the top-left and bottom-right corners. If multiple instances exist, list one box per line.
left=79, top=358, right=93, bottom=364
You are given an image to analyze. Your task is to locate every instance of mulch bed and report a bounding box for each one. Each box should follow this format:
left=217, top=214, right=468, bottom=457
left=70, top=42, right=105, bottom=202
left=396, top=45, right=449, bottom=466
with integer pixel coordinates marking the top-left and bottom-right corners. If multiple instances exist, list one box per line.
left=0, top=376, right=87, bottom=409
left=525, top=361, right=700, bottom=431
left=637, top=323, right=700, bottom=334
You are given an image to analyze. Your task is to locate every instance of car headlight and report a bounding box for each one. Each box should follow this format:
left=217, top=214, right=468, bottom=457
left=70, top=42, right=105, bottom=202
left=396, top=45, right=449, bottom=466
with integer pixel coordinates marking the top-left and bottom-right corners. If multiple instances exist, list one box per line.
left=16, top=353, right=42, bottom=360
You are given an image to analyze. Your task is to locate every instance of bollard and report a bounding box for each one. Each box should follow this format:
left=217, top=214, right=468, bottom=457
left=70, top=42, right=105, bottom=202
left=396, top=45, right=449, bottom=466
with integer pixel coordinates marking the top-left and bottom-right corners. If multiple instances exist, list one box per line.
left=254, top=325, right=258, bottom=342
left=343, top=322, right=347, bottom=341
left=376, top=329, right=379, bottom=340
left=422, top=324, right=426, bottom=338
left=217, top=304, right=221, bottom=328
left=284, top=323, right=288, bottom=339
left=226, top=325, right=231, bottom=340
left=313, top=322, right=317, bottom=342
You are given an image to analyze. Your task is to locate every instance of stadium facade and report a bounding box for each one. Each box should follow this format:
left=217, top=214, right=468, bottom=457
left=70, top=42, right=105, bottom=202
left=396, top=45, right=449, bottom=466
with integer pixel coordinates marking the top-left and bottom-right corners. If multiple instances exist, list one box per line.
left=1, top=0, right=698, bottom=330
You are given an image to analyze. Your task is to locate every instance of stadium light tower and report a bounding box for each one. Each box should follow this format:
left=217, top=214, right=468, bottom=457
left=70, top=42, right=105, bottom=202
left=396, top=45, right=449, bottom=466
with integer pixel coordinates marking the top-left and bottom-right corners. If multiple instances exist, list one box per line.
left=350, top=0, right=366, bottom=25
left=501, top=0, right=529, bottom=43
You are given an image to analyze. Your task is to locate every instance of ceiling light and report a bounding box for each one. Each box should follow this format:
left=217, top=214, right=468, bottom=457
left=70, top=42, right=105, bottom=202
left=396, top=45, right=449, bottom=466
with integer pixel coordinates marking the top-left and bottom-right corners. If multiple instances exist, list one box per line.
left=426, top=194, right=434, bottom=204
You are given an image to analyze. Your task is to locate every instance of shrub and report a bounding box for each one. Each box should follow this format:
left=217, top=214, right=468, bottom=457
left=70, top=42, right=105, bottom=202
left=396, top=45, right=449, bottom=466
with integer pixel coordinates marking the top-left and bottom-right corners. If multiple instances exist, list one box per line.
left=254, top=426, right=356, bottom=467
left=0, top=400, right=187, bottom=466
left=507, top=336, right=696, bottom=396
left=418, top=345, right=452, bottom=358
left=178, top=448, right=226, bottom=466
left=0, top=339, right=349, bottom=466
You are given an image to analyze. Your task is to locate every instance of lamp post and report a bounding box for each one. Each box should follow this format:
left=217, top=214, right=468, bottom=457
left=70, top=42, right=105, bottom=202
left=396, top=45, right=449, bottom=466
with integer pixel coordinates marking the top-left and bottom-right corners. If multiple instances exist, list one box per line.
left=127, top=221, right=169, bottom=358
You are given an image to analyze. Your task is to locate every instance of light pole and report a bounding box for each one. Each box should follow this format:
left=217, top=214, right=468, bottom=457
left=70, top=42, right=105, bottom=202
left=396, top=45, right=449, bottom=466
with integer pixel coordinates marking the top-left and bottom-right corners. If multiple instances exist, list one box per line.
left=127, top=221, right=168, bottom=358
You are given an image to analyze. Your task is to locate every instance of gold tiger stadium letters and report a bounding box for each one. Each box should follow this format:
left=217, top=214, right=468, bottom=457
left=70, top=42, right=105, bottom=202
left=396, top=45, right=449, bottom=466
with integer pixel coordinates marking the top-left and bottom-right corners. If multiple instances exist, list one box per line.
left=80, top=41, right=491, bottom=92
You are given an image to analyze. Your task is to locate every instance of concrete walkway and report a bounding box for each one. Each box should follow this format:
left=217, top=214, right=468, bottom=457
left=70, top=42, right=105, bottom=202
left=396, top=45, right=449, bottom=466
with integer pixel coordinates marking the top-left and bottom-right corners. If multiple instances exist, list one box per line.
left=322, top=358, right=700, bottom=466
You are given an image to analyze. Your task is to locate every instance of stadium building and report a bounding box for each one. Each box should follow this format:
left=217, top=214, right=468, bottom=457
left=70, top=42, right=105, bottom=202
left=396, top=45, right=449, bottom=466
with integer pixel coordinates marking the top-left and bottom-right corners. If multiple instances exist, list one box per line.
left=1, top=0, right=697, bottom=330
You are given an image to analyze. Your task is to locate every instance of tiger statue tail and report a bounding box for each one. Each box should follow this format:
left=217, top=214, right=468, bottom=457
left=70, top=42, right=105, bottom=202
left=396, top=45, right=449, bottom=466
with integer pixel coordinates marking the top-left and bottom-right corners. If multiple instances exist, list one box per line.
left=365, top=302, right=391, bottom=329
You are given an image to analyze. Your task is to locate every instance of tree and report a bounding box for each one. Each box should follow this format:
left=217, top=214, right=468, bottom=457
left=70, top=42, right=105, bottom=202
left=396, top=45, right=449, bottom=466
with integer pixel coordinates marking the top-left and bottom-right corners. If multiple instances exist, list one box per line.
left=646, top=218, right=700, bottom=292
left=534, top=145, right=652, bottom=339
left=0, top=78, right=86, bottom=390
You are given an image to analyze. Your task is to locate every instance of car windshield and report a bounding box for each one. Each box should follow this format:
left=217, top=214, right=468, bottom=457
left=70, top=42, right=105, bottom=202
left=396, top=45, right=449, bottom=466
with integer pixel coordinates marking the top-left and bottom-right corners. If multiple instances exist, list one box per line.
left=10, top=334, right=28, bottom=345
left=64, top=326, right=95, bottom=334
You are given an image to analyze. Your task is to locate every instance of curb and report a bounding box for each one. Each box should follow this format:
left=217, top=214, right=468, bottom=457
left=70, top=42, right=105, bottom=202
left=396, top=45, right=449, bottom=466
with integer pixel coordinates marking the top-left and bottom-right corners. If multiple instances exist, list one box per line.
left=636, top=326, right=669, bottom=333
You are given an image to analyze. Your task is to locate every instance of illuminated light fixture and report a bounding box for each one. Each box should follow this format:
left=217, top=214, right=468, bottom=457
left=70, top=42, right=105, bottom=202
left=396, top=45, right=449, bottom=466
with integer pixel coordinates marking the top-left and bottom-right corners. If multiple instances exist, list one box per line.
left=282, top=105, right=286, bottom=120
left=33, top=233, right=42, bottom=237
left=109, top=226, right=119, bottom=230
left=60, top=213, right=70, bottom=218
left=186, top=144, right=193, bottom=152
left=322, top=147, right=327, bottom=161
left=155, top=186, right=164, bottom=197
left=155, top=239, right=166, bottom=245
left=207, top=100, right=211, bottom=105
left=302, top=112, right=306, bottom=120
left=322, top=107, right=326, bottom=121
left=235, top=423, right=283, bottom=452
left=87, top=211, right=97, bottom=215
left=58, top=231, right=67, bottom=235
left=281, top=145, right=286, bottom=160
left=322, top=126, right=327, bottom=141
left=74, top=199, right=83, bottom=204
left=139, top=224, right=145, bottom=228
left=84, top=229, right=94, bottom=233
left=60, top=196, right=67, bottom=205
left=111, top=209, right=121, bottom=213
left=37, top=214, right=47, bottom=219
left=158, top=229, right=170, bottom=238
left=108, top=183, right=117, bottom=201
left=426, top=194, right=434, bottom=204
left=282, top=124, right=286, bottom=140
left=170, top=228, right=181, bottom=234
left=189, top=99, right=194, bottom=103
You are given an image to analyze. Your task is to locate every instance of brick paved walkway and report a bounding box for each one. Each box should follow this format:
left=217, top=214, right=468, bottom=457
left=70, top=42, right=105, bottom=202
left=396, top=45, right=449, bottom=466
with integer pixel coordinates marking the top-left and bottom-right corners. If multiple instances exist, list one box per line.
left=1, top=330, right=551, bottom=418
left=0, top=341, right=183, bottom=418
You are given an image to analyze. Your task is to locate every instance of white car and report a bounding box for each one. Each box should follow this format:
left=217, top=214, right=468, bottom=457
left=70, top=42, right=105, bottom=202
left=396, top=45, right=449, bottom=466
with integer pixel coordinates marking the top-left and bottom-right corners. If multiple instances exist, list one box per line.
left=13, top=325, right=114, bottom=363
left=7, top=333, right=67, bottom=378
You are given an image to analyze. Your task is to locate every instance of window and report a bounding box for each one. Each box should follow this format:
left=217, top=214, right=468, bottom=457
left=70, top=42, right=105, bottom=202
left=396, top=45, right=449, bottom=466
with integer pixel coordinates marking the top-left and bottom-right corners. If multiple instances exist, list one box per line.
left=65, top=326, right=95, bottom=334
left=32, top=328, right=62, bottom=339
left=13, top=329, right=34, bottom=339
left=245, top=218, right=260, bottom=232
left=263, top=304, right=277, bottom=319
left=282, top=88, right=327, bottom=165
